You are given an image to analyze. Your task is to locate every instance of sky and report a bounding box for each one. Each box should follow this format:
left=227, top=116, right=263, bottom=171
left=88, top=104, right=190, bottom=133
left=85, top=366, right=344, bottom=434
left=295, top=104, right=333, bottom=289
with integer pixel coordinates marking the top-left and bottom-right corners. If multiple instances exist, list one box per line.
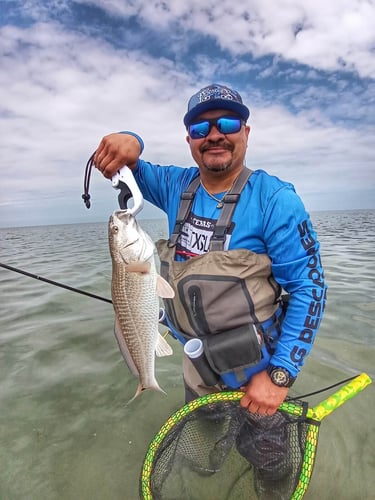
left=0, top=0, right=374, bottom=228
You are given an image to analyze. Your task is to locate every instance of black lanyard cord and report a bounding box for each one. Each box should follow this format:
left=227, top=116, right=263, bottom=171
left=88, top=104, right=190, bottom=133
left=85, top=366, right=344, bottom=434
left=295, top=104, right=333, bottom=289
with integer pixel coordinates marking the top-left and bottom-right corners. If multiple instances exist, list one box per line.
left=82, top=151, right=96, bottom=209
left=290, top=374, right=358, bottom=401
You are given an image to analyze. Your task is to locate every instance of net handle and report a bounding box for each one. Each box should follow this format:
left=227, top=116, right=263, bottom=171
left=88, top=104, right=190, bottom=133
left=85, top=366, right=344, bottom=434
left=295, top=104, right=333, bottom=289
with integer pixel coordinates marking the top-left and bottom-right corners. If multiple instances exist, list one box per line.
left=307, top=372, right=371, bottom=421
left=277, top=372, right=372, bottom=420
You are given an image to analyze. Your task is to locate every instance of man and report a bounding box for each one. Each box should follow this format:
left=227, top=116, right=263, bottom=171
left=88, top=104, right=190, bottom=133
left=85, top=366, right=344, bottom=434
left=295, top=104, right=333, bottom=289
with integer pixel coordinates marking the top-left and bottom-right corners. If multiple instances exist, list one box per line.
left=94, top=83, right=327, bottom=496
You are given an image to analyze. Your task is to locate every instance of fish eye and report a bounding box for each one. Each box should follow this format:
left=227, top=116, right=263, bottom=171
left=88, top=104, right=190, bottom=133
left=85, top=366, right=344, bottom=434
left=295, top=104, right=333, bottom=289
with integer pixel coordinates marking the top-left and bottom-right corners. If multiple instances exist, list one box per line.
left=113, top=225, right=119, bottom=233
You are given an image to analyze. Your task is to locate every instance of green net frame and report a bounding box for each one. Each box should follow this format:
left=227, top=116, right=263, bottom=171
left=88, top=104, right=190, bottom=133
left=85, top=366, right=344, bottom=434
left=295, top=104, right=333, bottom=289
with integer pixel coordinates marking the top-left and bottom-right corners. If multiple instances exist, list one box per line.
left=140, top=373, right=371, bottom=500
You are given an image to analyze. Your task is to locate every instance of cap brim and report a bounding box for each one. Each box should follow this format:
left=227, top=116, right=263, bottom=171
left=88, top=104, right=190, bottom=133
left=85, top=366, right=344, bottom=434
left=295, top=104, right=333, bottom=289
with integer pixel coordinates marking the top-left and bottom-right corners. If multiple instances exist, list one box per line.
left=184, top=100, right=250, bottom=127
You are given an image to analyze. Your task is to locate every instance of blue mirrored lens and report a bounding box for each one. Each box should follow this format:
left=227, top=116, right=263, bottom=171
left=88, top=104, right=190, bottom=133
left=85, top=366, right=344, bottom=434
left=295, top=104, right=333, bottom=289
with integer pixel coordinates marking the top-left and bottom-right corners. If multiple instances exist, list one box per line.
left=189, top=121, right=211, bottom=139
left=188, top=117, right=242, bottom=139
left=216, top=117, right=241, bottom=134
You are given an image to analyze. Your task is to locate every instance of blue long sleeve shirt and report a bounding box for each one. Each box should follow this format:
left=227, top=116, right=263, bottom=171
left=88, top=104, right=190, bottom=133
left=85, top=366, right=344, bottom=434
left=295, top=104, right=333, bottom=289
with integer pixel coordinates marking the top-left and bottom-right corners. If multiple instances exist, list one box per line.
left=134, top=159, right=327, bottom=377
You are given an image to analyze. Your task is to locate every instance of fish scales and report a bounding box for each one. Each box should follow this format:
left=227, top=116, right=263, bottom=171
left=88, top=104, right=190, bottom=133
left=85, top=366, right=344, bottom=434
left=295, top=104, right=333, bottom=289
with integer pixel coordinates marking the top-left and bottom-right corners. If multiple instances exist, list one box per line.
left=111, top=261, right=159, bottom=389
left=108, top=210, right=174, bottom=401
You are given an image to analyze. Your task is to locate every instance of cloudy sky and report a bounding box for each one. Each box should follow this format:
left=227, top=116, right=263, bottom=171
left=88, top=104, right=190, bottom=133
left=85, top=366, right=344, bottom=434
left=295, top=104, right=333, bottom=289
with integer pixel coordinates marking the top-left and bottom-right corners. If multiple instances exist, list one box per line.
left=1, top=0, right=374, bottom=228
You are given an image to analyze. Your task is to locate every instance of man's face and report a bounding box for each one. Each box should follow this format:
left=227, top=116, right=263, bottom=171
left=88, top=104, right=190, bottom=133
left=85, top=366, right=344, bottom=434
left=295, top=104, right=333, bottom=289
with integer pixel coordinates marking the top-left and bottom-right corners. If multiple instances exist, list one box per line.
left=186, top=109, right=250, bottom=174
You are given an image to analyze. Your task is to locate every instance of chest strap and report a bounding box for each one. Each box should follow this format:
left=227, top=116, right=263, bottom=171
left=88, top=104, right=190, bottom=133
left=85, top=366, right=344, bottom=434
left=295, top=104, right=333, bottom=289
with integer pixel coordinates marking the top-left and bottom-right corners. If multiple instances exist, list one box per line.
left=169, top=167, right=252, bottom=250
left=168, top=176, right=201, bottom=247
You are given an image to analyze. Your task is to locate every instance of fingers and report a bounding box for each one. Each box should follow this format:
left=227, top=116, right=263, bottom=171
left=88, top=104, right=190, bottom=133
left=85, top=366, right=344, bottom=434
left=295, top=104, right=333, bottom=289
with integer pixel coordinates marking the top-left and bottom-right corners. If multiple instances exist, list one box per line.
left=94, top=135, right=124, bottom=178
left=94, top=143, right=119, bottom=178
left=240, top=391, right=278, bottom=416
left=95, top=152, right=118, bottom=179
left=240, top=395, right=277, bottom=416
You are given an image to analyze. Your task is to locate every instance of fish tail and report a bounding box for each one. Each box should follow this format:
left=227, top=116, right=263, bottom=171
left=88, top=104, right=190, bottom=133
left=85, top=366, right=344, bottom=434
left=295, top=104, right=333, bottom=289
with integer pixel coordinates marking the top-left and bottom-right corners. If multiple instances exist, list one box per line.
left=127, top=381, right=167, bottom=404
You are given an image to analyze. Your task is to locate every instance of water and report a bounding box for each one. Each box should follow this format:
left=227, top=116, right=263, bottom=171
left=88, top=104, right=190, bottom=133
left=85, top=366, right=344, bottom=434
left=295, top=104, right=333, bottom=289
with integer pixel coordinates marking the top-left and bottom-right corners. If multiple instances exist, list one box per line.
left=0, top=210, right=374, bottom=500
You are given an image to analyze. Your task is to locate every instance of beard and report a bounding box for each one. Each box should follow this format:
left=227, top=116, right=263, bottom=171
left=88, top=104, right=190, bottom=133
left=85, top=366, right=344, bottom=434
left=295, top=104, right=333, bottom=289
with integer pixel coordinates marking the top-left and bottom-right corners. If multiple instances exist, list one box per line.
left=203, top=159, right=232, bottom=172
left=200, top=141, right=233, bottom=172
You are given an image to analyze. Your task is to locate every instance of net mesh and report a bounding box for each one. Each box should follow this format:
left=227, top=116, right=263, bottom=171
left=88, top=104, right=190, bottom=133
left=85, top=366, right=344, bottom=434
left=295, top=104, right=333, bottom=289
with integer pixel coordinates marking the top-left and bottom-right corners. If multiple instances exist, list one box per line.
left=142, top=399, right=317, bottom=500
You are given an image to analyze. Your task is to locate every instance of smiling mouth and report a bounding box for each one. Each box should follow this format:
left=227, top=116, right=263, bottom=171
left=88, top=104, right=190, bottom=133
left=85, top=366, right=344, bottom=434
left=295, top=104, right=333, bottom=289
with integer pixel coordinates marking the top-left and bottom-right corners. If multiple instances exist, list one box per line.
left=202, top=146, right=232, bottom=153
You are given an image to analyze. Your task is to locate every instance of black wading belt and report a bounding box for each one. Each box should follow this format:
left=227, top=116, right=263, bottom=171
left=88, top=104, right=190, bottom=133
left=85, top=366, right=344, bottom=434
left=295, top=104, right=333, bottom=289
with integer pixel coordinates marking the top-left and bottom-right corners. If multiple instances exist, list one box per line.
left=168, top=167, right=252, bottom=249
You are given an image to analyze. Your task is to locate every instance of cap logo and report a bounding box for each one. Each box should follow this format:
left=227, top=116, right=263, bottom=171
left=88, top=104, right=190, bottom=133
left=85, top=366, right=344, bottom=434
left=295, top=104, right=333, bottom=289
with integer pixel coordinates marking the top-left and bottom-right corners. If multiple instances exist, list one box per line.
left=198, top=86, right=240, bottom=103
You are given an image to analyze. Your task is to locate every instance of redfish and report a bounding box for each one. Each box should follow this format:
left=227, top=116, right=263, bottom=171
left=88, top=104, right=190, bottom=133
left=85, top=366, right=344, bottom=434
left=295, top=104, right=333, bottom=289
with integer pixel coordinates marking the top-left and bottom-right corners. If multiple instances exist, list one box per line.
left=108, top=210, right=174, bottom=401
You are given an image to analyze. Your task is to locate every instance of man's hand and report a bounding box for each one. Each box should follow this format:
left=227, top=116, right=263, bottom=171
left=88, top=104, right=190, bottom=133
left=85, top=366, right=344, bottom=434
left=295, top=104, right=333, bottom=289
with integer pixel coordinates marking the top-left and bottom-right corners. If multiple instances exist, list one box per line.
left=240, top=370, right=288, bottom=416
left=94, top=133, right=142, bottom=178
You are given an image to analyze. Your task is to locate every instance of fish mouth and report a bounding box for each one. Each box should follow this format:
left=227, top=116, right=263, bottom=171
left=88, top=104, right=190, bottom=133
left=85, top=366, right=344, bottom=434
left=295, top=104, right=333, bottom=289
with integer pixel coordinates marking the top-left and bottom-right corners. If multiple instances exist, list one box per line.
left=110, top=209, right=135, bottom=228
left=112, top=209, right=133, bottom=219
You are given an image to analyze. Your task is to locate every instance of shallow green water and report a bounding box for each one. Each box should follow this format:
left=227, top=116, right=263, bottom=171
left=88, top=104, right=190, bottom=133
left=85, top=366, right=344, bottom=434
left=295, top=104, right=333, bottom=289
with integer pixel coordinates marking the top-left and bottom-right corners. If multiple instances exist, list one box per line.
left=0, top=211, right=374, bottom=499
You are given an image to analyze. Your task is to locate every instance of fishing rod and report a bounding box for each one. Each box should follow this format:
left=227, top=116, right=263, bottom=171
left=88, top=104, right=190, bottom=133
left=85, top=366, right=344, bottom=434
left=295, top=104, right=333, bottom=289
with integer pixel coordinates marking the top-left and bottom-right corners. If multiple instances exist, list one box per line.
left=0, top=262, right=112, bottom=304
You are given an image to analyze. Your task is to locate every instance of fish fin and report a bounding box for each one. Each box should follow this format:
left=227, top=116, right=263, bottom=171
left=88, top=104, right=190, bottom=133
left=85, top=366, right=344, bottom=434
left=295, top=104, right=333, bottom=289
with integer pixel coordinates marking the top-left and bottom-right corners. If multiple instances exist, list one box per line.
left=113, top=317, right=139, bottom=377
left=127, top=261, right=151, bottom=273
left=156, top=274, right=175, bottom=298
left=127, top=381, right=167, bottom=405
left=155, top=332, right=173, bottom=357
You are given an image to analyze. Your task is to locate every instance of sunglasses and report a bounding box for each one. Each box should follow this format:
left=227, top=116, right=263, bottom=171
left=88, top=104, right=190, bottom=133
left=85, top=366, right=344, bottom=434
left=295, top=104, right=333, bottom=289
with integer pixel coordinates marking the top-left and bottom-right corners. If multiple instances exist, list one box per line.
left=188, top=116, right=244, bottom=139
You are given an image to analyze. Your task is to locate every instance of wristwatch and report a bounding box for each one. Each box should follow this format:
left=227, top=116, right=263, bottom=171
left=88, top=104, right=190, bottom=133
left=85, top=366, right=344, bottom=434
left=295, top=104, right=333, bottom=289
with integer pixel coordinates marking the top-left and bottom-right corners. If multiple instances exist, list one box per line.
left=267, top=365, right=296, bottom=388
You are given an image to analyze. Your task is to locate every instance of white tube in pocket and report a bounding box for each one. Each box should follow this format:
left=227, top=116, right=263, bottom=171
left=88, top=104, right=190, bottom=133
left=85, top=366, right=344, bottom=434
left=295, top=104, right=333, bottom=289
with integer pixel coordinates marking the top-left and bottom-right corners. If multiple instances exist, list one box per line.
left=184, top=338, right=220, bottom=386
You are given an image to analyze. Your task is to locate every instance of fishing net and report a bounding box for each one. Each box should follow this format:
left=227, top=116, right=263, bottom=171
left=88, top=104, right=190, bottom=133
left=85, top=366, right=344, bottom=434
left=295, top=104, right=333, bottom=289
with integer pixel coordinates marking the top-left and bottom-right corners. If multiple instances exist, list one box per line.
left=140, top=374, right=371, bottom=500
left=145, top=398, right=307, bottom=499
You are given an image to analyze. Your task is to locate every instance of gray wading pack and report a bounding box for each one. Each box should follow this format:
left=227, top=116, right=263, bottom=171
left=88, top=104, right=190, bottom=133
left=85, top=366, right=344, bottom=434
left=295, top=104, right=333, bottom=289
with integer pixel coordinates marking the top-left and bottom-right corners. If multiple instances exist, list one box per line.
left=156, top=168, right=283, bottom=390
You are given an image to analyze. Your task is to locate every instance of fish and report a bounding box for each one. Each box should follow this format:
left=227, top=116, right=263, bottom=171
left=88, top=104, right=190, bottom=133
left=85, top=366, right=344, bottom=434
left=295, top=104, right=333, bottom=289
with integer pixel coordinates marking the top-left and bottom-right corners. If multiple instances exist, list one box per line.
left=108, top=209, right=175, bottom=401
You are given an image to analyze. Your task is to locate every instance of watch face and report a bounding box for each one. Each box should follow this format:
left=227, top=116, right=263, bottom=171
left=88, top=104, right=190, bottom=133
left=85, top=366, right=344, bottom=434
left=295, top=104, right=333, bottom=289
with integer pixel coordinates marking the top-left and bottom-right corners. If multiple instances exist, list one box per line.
left=271, top=368, right=289, bottom=387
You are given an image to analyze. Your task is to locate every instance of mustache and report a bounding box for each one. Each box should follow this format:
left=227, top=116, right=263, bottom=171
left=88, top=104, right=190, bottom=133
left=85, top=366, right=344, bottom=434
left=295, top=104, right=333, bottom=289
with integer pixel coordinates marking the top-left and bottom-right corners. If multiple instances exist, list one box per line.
left=200, top=140, right=233, bottom=153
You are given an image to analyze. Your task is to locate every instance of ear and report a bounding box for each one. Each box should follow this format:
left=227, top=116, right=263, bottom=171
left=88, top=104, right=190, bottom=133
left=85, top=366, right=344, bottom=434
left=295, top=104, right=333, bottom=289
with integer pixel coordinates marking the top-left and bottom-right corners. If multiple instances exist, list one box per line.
left=186, top=135, right=191, bottom=145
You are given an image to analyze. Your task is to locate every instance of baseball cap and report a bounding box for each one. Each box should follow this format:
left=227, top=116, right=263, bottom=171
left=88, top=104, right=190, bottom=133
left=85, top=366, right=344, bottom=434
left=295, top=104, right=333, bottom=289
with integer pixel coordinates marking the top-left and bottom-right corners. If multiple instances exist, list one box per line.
left=183, top=84, right=250, bottom=127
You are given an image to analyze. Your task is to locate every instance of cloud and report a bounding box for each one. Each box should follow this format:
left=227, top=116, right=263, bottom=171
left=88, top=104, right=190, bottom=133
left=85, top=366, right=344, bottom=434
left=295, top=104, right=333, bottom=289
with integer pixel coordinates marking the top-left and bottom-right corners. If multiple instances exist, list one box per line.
left=0, top=1, right=374, bottom=227
left=247, top=104, right=374, bottom=204
left=79, top=0, right=375, bottom=78
left=0, top=21, right=192, bottom=225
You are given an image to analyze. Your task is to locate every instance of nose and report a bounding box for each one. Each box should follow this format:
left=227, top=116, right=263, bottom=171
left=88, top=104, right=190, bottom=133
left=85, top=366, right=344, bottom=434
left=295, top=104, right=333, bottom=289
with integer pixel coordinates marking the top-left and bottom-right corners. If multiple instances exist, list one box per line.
left=206, top=123, right=225, bottom=140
